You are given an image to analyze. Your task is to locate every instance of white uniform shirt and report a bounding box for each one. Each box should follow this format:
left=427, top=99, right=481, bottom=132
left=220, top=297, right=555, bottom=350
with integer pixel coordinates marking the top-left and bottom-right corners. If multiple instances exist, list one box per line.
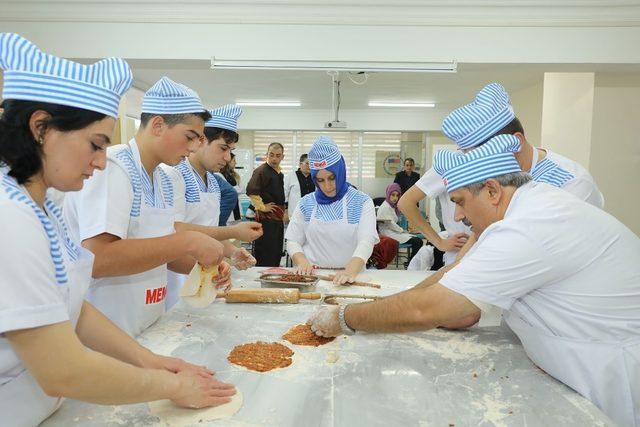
left=376, top=200, right=412, bottom=244
left=416, top=168, right=472, bottom=264
left=532, top=149, right=604, bottom=209
left=64, top=155, right=133, bottom=244
left=64, top=141, right=179, bottom=336
left=284, top=170, right=301, bottom=217
left=65, top=144, right=180, bottom=244
left=163, top=160, right=219, bottom=227
left=440, top=181, right=640, bottom=340
left=0, top=173, right=78, bottom=384
left=285, top=187, right=379, bottom=267
left=438, top=182, right=639, bottom=425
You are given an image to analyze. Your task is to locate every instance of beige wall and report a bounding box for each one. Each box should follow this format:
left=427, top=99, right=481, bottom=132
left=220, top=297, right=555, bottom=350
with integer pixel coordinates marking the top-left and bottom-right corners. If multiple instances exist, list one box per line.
left=589, top=79, right=640, bottom=236
left=511, top=81, right=543, bottom=147
left=541, top=73, right=595, bottom=169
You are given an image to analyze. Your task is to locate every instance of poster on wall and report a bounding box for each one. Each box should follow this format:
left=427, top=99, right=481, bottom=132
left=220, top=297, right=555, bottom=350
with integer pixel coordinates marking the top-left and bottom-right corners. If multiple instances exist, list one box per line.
left=375, top=151, right=402, bottom=178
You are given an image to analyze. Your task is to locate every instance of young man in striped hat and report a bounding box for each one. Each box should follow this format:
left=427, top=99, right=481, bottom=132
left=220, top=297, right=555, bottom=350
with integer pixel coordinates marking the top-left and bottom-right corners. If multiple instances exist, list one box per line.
left=164, top=104, right=263, bottom=307
left=64, top=77, right=227, bottom=337
left=307, top=134, right=640, bottom=427
left=399, top=82, right=604, bottom=267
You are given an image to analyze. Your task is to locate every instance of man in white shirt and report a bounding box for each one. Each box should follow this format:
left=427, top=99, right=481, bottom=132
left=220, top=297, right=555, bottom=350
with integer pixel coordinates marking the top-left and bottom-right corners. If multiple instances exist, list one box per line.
left=284, top=153, right=315, bottom=218
left=64, top=77, right=226, bottom=336
left=399, top=83, right=604, bottom=266
left=308, top=134, right=640, bottom=427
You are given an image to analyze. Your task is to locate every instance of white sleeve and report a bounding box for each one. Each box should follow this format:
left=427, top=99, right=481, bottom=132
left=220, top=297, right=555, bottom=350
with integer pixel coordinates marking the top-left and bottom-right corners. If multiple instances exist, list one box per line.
left=376, top=202, right=405, bottom=234
left=73, top=160, right=133, bottom=241
left=439, top=225, right=562, bottom=310
left=283, top=172, right=291, bottom=203
left=376, top=201, right=394, bottom=221
left=563, top=178, right=605, bottom=209
left=286, top=240, right=304, bottom=257
left=164, top=166, right=186, bottom=222
left=284, top=204, right=307, bottom=246
left=415, top=167, right=447, bottom=199
left=353, top=199, right=380, bottom=261
left=0, top=204, right=69, bottom=334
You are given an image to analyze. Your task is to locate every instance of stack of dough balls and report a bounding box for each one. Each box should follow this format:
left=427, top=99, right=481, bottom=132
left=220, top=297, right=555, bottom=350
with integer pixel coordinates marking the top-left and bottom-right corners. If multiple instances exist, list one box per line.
left=180, top=264, right=219, bottom=308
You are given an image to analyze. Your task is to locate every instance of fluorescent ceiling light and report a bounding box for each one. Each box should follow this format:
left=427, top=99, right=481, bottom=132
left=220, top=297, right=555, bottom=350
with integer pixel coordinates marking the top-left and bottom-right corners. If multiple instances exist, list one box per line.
left=236, top=101, right=301, bottom=107
left=212, top=58, right=456, bottom=73
left=369, top=102, right=436, bottom=108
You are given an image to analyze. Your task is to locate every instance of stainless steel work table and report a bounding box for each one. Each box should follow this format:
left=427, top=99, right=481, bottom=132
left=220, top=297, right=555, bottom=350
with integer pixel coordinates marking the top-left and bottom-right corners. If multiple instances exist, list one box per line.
left=43, top=268, right=614, bottom=426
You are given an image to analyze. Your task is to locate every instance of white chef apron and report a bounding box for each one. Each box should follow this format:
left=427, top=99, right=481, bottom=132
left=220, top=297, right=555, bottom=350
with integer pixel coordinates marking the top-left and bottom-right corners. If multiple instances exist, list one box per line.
left=87, top=143, right=175, bottom=337
left=505, top=311, right=639, bottom=427
left=166, top=167, right=220, bottom=309
left=88, top=200, right=174, bottom=337
left=0, top=247, right=93, bottom=427
left=303, top=198, right=359, bottom=269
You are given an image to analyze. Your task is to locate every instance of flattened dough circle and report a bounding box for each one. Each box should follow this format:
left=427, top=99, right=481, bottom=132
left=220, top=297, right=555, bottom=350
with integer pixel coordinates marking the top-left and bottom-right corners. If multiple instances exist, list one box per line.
left=148, top=390, right=243, bottom=426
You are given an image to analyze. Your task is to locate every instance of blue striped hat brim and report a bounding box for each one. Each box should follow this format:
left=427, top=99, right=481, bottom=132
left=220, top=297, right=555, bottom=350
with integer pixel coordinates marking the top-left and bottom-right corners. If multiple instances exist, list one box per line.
left=141, top=97, right=206, bottom=114
left=433, top=134, right=522, bottom=192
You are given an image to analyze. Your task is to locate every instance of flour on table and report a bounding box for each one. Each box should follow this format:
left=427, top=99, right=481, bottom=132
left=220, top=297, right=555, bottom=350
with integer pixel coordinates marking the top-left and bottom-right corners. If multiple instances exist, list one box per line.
left=148, top=390, right=243, bottom=426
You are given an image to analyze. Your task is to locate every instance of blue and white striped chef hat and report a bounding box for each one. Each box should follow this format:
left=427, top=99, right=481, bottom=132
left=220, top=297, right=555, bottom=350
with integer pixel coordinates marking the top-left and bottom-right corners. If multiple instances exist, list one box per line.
left=308, top=136, right=342, bottom=170
left=433, top=134, right=522, bottom=193
left=0, top=33, right=132, bottom=118
left=205, top=104, right=243, bottom=132
left=141, top=76, right=206, bottom=115
left=442, top=83, right=515, bottom=150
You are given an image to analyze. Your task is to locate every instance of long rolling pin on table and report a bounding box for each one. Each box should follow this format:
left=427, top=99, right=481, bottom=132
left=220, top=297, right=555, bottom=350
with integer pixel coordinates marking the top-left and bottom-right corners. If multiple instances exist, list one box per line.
left=217, top=288, right=321, bottom=303
left=216, top=288, right=381, bottom=304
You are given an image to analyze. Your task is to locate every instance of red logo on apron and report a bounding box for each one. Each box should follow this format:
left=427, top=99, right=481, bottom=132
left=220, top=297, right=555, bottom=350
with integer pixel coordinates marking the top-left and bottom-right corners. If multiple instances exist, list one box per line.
left=145, top=286, right=167, bottom=304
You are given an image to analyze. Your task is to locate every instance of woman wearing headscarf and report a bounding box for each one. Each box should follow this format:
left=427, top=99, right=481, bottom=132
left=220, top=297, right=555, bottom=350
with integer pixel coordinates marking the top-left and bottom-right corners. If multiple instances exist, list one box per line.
left=285, top=136, right=379, bottom=284
left=377, top=183, right=423, bottom=265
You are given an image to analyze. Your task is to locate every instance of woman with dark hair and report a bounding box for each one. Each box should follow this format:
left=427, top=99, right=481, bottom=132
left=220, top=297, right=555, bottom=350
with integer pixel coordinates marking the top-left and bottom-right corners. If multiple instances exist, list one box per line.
left=0, top=34, right=234, bottom=426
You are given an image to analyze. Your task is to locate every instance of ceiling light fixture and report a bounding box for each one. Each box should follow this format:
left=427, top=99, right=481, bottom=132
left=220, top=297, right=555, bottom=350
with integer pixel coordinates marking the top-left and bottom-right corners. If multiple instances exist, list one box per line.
left=236, top=101, right=301, bottom=107
left=212, top=58, right=457, bottom=73
left=368, top=102, right=436, bottom=108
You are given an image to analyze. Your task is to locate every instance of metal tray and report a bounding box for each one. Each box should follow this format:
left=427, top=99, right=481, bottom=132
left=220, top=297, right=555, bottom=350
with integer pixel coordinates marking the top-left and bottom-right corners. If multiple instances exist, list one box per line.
left=258, top=273, right=319, bottom=289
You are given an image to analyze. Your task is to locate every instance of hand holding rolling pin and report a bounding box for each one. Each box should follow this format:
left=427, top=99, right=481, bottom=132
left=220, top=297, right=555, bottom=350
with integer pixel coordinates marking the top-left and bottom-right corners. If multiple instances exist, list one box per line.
left=294, top=260, right=315, bottom=276
left=332, top=269, right=357, bottom=285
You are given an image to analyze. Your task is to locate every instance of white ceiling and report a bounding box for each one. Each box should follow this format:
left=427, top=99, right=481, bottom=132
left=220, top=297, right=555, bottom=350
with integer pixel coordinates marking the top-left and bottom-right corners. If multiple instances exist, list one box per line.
left=129, top=61, right=640, bottom=110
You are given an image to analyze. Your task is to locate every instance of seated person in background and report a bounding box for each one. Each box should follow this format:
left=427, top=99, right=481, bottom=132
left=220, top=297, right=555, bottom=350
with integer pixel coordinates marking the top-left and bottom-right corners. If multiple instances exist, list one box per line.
left=376, top=183, right=423, bottom=266
left=367, top=236, right=399, bottom=270
left=286, top=136, right=379, bottom=284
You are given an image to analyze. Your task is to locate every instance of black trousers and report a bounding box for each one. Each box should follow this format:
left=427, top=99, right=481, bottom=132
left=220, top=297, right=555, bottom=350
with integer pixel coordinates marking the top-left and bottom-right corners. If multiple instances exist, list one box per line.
left=406, top=236, right=424, bottom=263
left=432, top=247, right=445, bottom=270
left=253, top=219, right=284, bottom=267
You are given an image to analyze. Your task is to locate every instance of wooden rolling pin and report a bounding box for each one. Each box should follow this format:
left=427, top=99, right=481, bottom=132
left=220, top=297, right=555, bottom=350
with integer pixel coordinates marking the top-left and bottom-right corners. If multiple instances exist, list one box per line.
left=216, top=288, right=321, bottom=304
left=314, top=274, right=381, bottom=289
